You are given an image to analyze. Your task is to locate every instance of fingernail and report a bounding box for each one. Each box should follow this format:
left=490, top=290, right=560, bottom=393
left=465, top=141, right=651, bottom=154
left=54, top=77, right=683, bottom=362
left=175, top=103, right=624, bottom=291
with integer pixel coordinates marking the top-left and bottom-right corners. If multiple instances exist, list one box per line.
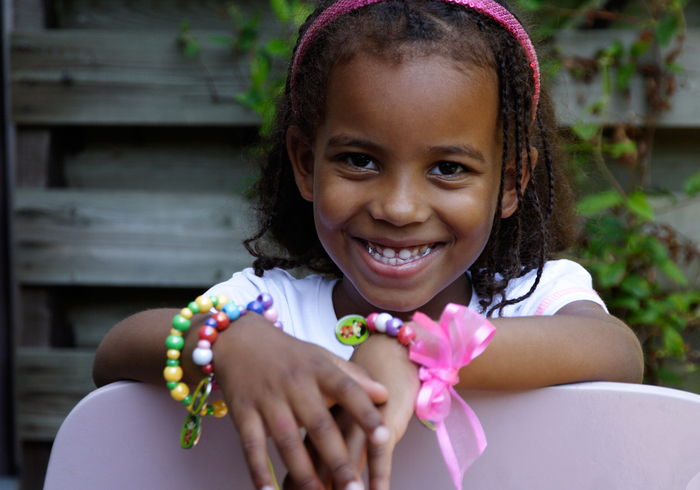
left=370, top=425, right=390, bottom=445
left=261, top=486, right=275, bottom=490
left=345, top=481, right=364, bottom=490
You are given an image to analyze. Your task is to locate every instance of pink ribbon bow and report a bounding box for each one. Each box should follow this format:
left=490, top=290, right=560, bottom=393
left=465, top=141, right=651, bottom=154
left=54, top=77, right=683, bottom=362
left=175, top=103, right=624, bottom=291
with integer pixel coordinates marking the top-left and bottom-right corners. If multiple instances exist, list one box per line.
left=408, top=303, right=496, bottom=490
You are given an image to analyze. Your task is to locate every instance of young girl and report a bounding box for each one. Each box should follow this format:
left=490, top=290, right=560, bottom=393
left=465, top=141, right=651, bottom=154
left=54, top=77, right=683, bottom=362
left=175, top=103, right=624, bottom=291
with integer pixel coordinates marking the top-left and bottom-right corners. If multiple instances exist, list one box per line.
left=93, top=0, right=644, bottom=489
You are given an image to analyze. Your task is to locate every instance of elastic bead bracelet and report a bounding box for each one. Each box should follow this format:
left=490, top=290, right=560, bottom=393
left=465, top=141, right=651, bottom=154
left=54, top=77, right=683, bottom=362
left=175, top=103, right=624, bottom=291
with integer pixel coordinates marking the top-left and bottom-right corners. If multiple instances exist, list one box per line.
left=165, top=293, right=282, bottom=449
left=335, top=312, right=416, bottom=346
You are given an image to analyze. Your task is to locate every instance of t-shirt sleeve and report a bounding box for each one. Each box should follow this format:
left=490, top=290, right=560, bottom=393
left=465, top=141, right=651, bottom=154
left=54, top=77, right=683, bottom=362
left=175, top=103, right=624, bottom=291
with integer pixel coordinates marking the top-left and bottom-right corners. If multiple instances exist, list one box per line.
left=504, top=260, right=608, bottom=317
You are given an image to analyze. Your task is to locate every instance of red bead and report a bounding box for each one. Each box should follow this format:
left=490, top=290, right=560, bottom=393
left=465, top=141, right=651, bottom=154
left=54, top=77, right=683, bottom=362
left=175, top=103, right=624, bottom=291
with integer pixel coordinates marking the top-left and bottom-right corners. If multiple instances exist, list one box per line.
left=366, top=312, right=378, bottom=333
left=214, top=311, right=230, bottom=330
left=202, top=363, right=214, bottom=375
left=397, top=325, right=416, bottom=345
left=199, top=325, right=218, bottom=343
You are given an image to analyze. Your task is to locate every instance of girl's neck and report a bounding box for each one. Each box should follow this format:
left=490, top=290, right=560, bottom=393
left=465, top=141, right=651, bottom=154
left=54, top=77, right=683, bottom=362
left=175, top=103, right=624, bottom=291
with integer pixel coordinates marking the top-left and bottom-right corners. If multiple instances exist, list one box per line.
left=332, top=274, right=473, bottom=322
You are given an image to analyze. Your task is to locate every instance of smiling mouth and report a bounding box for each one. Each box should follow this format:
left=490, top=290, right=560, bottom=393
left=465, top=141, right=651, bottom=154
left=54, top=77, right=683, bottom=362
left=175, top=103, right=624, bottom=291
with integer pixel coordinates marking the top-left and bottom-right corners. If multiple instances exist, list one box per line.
left=362, top=240, right=435, bottom=265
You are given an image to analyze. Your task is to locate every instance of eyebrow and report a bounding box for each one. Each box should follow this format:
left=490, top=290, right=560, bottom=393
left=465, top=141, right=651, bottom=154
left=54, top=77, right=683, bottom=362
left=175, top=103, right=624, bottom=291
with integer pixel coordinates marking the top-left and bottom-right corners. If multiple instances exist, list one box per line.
left=326, top=135, right=383, bottom=153
left=429, top=144, right=487, bottom=164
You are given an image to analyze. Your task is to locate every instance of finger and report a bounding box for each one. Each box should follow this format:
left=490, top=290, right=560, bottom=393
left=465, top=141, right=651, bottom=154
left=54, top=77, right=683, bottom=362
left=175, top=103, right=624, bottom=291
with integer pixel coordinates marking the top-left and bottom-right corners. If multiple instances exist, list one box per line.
left=291, top=389, right=364, bottom=490
left=233, top=407, right=279, bottom=490
left=331, top=357, right=388, bottom=405
left=319, top=368, right=390, bottom=447
left=366, top=435, right=394, bottom=490
left=261, top=398, right=324, bottom=490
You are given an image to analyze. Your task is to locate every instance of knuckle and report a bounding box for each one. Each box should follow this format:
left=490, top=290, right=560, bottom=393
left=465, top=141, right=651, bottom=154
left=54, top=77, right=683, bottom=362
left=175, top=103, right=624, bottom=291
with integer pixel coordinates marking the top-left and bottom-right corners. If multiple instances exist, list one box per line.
left=275, top=430, right=302, bottom=454
left=291, top=474, right=318, bottom=490
left=333, top=374, right=361, bottom=398
left=240, top=433, right=266, bottom=456
left=305, top=412, right=336, bottom=439
left=328, top=458, right=356, bottom=481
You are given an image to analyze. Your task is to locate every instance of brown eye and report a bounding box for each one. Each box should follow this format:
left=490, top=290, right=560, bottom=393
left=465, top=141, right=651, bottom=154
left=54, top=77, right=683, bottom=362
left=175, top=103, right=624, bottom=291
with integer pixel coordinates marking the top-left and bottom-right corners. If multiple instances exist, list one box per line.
left=345, top=154, right=377, bottom=169
left=431, top=161, right=466, bottom=176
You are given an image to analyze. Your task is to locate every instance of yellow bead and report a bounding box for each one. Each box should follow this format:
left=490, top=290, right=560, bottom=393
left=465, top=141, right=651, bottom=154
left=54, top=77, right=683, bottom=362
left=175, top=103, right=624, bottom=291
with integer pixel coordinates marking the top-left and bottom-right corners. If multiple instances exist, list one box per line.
left=195, top=295, right=213, bottom=313
left=170, top=328, right=182, bottom=336
left=180, top=307, right=193, bottom=319
left=216, top=295, right=230, bottom=310
left=170, top=382, right=189, bottom=401
left=212, top=399, right=228, bottom=418
left=163, top=366, right=183, bottom=383
left=167, top=349, right=181, bottom=360
left=200, top=404, right=209, bottom=416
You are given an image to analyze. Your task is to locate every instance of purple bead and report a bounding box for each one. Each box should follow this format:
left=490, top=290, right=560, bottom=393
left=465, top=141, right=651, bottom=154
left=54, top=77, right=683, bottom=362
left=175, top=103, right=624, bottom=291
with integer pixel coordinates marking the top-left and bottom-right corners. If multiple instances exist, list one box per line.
left=273, top=321, right=284, bottom=331
left=257, top=293, right=273, bottom=309
left=385, top=317, right=403, bottom=337
left=247, top=300, right=264, bottom=314
left=205, top=317, right=218, bottom=327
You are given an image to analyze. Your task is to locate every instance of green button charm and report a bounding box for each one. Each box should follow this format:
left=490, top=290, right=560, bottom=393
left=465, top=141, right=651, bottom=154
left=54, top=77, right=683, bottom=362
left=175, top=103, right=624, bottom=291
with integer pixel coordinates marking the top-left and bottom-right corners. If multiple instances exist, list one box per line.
left=335, top=315, right=369, bottom=346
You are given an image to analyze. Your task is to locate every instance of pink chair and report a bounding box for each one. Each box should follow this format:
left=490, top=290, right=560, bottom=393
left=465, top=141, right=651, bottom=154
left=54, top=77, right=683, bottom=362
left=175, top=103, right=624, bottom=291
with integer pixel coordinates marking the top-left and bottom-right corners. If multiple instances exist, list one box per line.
left=44, top=380, right=700, bottom=489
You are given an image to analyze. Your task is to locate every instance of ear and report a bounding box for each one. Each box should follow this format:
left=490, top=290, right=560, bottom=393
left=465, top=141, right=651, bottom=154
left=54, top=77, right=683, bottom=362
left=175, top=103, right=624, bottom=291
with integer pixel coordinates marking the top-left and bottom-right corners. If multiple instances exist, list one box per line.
left=287, top=126, right=315, bottom=202
left=500, top=146, right=538, bottom=219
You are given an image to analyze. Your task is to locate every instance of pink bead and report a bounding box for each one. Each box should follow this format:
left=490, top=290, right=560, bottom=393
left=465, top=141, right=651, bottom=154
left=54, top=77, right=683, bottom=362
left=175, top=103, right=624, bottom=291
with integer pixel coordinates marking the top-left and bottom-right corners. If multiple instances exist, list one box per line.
left=197, top=340, right=211, bottom=349
left=263, top=306, right=279, bottom=323
left=366, top=312, right=378, bottom=333
left=397, top=325, right=416, bottom=346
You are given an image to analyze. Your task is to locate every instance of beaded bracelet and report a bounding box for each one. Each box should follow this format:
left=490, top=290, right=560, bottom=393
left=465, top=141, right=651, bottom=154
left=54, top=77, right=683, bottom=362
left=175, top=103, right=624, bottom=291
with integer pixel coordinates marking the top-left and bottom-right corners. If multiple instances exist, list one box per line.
left=165, top=293, right=282, bottom=449
left=335, top=312, right=416, bottom=346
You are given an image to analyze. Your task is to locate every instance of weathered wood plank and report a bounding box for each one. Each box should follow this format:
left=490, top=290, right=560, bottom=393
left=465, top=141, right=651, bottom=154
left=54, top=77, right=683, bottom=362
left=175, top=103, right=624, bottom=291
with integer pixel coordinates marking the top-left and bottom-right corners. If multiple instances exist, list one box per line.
left=64, top=142, right=257, bottom=193
left=13, top=189, right=255, bottom=287
left=11, top=30, right=260, bottom=125
left=10, top=28, right=700, bottom=126
left=15, top=348, right=96, bottom=441
left=553, top=29, right=700, bottom=127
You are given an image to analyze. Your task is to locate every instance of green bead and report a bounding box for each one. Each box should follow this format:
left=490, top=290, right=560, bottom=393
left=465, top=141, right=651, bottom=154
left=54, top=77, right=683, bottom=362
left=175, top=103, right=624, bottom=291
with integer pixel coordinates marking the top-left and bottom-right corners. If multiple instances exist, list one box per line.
left=166, top=359, right=179, bottom=367
left=210, top=296, right=218, bottom=307
left=182, top=395, right=193, bottom=405
left=207, top=405, right=214, bottom=416
left=188, top=301, right=200, bottom=314
left=167, top=381, right=178, bottom=390
left=172, top=314, right=191, bottom=332
left=166, top=335, right=185, bottom=350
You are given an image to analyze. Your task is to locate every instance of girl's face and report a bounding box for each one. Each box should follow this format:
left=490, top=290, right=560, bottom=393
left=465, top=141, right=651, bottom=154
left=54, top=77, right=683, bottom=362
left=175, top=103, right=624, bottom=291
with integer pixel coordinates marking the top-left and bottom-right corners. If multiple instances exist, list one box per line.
left=289, top=53, right=520, bottom=319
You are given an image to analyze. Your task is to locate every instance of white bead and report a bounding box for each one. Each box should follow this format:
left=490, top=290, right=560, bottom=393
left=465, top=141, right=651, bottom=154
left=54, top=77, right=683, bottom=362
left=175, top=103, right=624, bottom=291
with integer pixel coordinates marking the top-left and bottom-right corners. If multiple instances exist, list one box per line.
left=375, top=313, right=392, bottom=333
left=197, top=340, right=211, bottom=349
left=263, top=306, right=279, bottom=323
left=192, top=347, right=213, bottom=366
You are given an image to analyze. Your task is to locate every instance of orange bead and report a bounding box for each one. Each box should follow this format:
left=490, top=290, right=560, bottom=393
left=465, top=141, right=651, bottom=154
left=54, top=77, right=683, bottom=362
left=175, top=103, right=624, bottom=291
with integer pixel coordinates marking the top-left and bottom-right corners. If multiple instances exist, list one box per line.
left=163, top=366, right=183, bottom=383
left=212, top=399, right=228, bottom=418
left=170, top=382, right=189, bottom=401
left=167, top=349, right=181, bottom=360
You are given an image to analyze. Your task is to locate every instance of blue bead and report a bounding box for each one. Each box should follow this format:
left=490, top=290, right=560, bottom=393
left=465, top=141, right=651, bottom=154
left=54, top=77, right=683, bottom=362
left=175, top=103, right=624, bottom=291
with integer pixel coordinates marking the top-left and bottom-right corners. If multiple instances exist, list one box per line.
left=205, top=317, right=218, bottom=327
left=222, top=302, right=240, bottom=321
left=247, top=300, right=264, bottom=314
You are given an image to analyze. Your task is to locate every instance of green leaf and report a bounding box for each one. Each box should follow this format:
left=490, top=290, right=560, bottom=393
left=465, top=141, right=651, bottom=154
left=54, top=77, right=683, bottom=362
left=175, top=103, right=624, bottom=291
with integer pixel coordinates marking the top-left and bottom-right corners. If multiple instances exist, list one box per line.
left=572, top=122, right=599, bottom=142
left=516, top=0, right=542, bottom=11
left=630, top=38, right=652, bottom=58
left=209, top=35, right=234, bottom=46
left=620, top=274, right=651, bottom=299
left=609, top=140, right=637, bottom=158
left=659, top=259, right=688, bottom=286
left=265, top=38, right=292, bottom=58
left=657, top=367, right=684, bottom=386
left=683, top=169, right=700, bottom=197
left=616, top=62, right=636, bottom=91
left=270, top=0, right=292, bottom=23
left=610, top=296, right=640, bottom=311
left=576, top=190, right=624, bottom=216
left=657, top=14, right=681, bottom=47
left=625, top=191, right=655, bottom=221
left=667, top=60, right=685, bottom=75
left=663, top=327, right=686, bottom=358
left=597, top=261, right=627, bottom=288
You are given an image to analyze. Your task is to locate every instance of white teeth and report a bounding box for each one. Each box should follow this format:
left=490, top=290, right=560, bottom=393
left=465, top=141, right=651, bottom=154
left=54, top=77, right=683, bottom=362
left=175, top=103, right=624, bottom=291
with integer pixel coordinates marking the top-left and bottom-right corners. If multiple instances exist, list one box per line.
left=364, top=241, right=435, bottom=265
left=382, top=248, right=396, bottom=258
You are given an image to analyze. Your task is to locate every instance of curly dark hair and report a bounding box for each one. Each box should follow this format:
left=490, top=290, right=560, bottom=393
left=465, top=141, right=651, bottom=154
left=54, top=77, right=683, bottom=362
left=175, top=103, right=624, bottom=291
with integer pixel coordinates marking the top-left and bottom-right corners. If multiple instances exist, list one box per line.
left=244, top=0, right=577, bottom=315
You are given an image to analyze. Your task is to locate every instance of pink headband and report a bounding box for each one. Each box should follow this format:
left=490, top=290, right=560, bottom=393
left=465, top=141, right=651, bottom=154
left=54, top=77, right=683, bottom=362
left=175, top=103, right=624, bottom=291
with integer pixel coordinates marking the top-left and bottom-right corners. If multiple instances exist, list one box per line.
left=290, top=0, right=540, bottom=113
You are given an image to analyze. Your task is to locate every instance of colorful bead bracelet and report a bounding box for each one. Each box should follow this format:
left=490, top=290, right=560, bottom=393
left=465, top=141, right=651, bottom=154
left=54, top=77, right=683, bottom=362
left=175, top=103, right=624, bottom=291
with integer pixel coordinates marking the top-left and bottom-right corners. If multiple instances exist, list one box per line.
left=165, top=293, right=282, bottom=448
left=335, top=312, right=416, bottom=346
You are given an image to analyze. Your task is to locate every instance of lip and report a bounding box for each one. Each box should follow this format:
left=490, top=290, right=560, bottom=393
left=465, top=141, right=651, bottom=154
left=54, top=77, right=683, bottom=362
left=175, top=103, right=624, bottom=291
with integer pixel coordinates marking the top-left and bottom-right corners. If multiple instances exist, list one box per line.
left=352, top=237, right=443, bottom=281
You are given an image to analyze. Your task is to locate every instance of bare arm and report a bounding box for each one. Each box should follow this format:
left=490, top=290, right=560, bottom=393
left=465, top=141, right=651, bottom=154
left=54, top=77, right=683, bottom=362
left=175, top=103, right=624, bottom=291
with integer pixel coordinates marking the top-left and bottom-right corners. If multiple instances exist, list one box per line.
left=456, top=301, right=644, bottom=389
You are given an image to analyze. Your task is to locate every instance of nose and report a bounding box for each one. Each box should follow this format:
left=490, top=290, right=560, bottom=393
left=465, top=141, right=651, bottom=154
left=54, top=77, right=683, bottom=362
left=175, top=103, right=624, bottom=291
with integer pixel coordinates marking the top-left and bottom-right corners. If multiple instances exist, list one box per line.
left=368, top=174, right=431, bottom=227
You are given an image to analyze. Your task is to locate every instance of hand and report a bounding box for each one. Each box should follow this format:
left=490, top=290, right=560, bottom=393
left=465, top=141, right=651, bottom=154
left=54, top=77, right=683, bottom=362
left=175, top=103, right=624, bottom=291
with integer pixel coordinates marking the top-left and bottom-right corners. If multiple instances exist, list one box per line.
left=289, top=334, right=420, bottom=490
left=211, top=313, right=389, bottom=490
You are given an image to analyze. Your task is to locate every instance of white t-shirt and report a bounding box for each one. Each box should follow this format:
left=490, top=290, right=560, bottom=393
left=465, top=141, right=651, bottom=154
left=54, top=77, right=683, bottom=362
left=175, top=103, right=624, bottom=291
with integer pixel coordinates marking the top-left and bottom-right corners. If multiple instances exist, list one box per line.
left=204, top=259, right=605, bottom=361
